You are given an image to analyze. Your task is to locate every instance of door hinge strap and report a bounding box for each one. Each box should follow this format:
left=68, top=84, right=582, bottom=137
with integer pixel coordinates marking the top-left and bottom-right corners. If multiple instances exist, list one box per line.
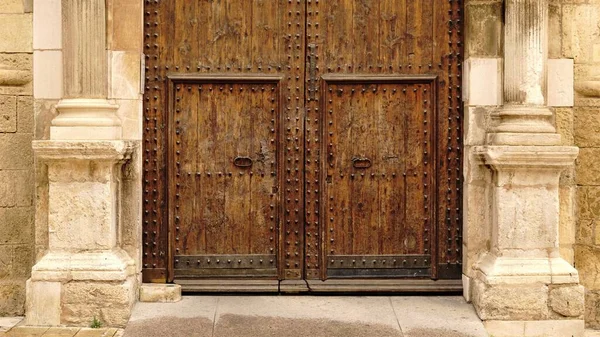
left=308, top=44, right=317, bottom=100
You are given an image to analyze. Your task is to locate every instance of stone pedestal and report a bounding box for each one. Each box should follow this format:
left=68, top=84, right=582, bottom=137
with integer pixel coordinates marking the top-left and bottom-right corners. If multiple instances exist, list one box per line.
left=472, top=146, right=584, bottom=336
left=26, top=141, right=136, bottom=327
left=470, top=1, right=585, bottom=335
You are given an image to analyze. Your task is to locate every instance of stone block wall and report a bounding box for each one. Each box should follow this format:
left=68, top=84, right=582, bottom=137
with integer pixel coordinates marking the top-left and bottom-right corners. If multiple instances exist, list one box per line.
left=558, top=0, right=600, bottom=329
left=0, top=0, right=34, bottom=316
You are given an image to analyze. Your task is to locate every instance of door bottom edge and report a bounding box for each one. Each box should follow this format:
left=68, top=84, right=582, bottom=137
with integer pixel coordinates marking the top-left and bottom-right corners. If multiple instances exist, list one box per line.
left=175, top=279, right=280, bottom=292
left=175, top=278, right=462, bottom=293
left=304, top=279, right=462, bottom=293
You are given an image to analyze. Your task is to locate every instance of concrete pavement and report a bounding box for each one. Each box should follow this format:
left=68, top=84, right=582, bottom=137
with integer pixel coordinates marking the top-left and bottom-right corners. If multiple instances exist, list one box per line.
left=124, top=295, right=488, bottom=337
left=5, top=296, right=600, bottom=336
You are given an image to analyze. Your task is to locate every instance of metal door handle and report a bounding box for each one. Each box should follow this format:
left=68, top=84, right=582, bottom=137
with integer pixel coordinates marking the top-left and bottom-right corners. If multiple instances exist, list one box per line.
left=352, top=157, right=372, bottom=169
left=233, top=156, right=253, bottom=167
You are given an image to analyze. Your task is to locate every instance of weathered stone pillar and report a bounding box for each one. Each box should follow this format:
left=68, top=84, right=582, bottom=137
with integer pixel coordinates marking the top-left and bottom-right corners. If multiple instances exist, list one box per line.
left=472, top=0, right=584, bottom=335
left=26, top=0, right=135, bottom=327
left=487, top=0, right=559, bottom=146
left=50, top=0, right=121, bottom=140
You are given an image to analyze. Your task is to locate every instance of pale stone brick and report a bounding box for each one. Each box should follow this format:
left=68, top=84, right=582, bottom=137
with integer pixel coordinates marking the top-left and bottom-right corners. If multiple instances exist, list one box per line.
left=33, top=50, right=62, bottom=99
left=63, top=282, right=134, bottom=306
left=484, top=320, right=525, bottom=337
left=577, top=186, right=600, bottom=220
left=0, top=14, right=32, bottom=52
left=464, top=2, right=502, bottom=58
left=548, top=59, right=574, bottom=107
left=562, top=5, right=600, bottom=63
left=0, top=207, right=33, bottom=245
left=0, top=96, right=17, bottom=133
left=11, top=244, right=33, bottom=278
left=0, top=54, right=32, bottom=96
left=574, top=107, right=600, bottom=147
left=0, top=170, right=33, bottom=207
left=464, top=58, right=502, bottom=106
left=576, top=148, right=600, bottom=185
left=16, top=96, right=32, bottom=134
left=33, top=0, right=61, bottom=50
left=139, top=284, right=182, bottom=303
left=472, top=281, right=550, bottom=320
left=110, top=1, right=142, bottom=52
left=574, top=245, right=600, bottom=290
left=110, top=52, right=141, bottom=100
left=0, top=280, right=25, bottom=316
left=549, top=285, right=585, bottom=317
left=25, top=280, right=60, bottom=325
left=0, top=246, right=12, bottom=279
left=0, top=133, right=33, bottom=169
left=48, top=180, right=115, bottom=250
left=116, top=99, right=142, bottom=140
left=33, top=99, right=58, bottom=140
left=585, top=290, right=600, bottom=329
left=0, top=0, right=26, bottom=13
left=576, top=220, right=594, bottom=246
left=0, top=54, right=31, bottom=72
left=464, top=107, right=490, bottom=146
left=523, top=320, right=585, bottom=337
left=61, top=278, right=135, bottom=327
left=559, top=186, right=576, bottom=246
left=554, top=108, right=574, bottom=146
left=548, top=3, right=562, bottom=59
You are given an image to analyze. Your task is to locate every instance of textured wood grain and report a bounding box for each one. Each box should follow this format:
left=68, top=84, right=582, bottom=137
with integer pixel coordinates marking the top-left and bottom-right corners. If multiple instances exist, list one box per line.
left=143, top=0, right=463, bottom=285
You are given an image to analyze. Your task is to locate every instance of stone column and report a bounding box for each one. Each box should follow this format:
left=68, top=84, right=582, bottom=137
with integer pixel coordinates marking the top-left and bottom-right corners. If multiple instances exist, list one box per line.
left=486, top=0, right=559, bottom=146
left=26, top=0, right=135, bottom=327
left=50, top=0, right=121, bottom=140
left=472, top=0, right=584, bottom=335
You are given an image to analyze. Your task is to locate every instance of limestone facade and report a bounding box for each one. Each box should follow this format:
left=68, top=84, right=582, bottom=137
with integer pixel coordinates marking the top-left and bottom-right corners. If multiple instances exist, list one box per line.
left=0, top=0, right=34, bottom=317
left=0, top=0, right=596, bottom=335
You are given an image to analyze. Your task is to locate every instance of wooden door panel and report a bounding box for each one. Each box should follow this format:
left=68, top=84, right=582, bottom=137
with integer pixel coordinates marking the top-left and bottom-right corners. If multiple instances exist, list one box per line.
left=169, top=77, right=281, bottom=278
left=144, top=0, right=463, bottom=286
left=307, top=0, right=463, bottom=280
left=143, top=0, right=306, bottom=282
left=321, top=76, right=435, bottom=278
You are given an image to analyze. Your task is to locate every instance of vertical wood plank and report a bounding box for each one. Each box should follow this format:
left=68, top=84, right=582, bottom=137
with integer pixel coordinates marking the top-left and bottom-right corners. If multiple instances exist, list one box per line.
left=380, top=0, right=406, bottom=68
left=352, top=0, right=379, bottom=69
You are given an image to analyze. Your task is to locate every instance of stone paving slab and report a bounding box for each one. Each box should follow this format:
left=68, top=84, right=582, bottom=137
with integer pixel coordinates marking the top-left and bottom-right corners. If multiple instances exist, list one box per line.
left=125, top=295, right=487, bottom=337
left=391, top=296, right=488, bottom=337
left=0, top=327, right=122, bottom=337
left=0, top=318, right=23, bottom=332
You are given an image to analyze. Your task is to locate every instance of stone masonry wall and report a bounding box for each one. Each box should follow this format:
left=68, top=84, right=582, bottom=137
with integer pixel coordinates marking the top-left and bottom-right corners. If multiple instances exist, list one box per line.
left=0, top=0, right=34, bottom=316
left=560, top=0, right=600, bottom=329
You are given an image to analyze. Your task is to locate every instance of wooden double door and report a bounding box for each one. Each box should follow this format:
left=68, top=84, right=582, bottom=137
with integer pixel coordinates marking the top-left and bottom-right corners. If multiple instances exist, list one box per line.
left=142, top=0, right=463, bottom=291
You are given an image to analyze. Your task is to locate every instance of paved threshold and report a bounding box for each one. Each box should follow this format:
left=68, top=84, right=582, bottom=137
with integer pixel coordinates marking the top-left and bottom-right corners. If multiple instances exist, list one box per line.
left=4, top=297, right=600, bottom=337
left=125, top=295, right=488, bottom=337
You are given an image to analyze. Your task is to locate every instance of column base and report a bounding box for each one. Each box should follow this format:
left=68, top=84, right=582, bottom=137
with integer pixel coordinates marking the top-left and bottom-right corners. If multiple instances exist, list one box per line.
left=26, top=250, right=137, bottom=327
left=50, top=99, right=122, bottom=140
left=475, top=254, right=579, bottom=285
left=472, top=254, right=584, bottom=324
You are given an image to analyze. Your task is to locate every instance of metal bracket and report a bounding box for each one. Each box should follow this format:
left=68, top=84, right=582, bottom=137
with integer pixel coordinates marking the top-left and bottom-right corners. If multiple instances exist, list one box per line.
left=308, top=44, right=317, bottom=100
